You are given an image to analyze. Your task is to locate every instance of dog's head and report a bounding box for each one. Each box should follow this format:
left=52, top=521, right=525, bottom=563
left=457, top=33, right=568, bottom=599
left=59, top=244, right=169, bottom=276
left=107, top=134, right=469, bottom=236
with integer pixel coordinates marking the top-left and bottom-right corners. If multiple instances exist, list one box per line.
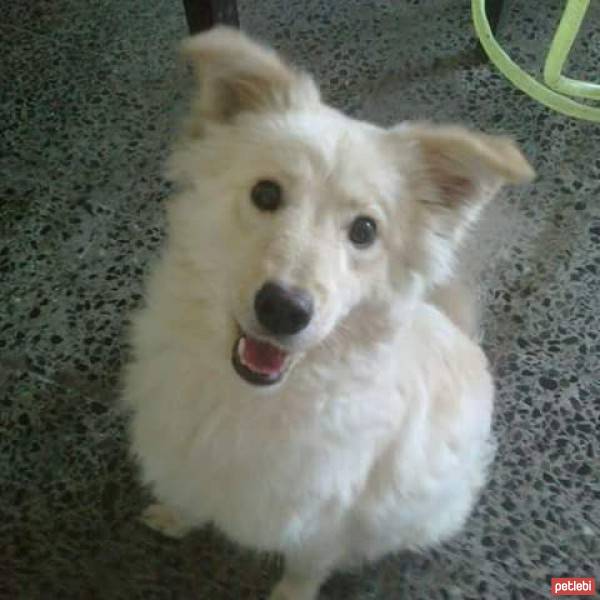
left=167, top=27, right=534, bottom=388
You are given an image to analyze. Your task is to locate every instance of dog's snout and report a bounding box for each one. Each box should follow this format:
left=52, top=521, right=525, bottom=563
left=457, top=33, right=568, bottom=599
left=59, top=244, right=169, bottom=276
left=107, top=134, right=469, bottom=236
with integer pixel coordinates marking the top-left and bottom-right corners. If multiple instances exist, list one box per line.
left=254, top=281, right=314, bottom=336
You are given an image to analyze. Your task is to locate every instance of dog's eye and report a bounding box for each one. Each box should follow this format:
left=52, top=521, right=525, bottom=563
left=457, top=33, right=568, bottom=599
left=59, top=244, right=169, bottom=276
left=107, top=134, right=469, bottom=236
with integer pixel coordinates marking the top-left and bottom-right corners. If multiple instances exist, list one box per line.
left=251, top=180, right=282, bottom=212
left=349, top=216, right=377, bottom=247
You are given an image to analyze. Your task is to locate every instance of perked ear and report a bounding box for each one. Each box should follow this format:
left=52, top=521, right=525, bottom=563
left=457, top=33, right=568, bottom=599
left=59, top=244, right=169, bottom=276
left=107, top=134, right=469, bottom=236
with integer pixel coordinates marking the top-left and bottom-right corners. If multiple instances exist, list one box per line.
left=181, top=27, right=320, bottom=129
left=395, top=122, right=535, bottom=209
left=389, top=123, right=535, bottom=285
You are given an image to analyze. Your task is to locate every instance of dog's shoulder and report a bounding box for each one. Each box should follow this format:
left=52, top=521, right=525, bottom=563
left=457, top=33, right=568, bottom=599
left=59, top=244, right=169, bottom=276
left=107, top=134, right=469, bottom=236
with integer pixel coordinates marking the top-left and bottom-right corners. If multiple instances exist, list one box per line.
left=396, top=302, right=493, bottom=418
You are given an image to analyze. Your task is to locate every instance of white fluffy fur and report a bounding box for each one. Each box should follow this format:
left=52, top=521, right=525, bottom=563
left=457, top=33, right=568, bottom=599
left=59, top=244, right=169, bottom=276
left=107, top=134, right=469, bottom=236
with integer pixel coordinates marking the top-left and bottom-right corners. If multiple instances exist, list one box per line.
left=123, top=28, right=534, bottom=599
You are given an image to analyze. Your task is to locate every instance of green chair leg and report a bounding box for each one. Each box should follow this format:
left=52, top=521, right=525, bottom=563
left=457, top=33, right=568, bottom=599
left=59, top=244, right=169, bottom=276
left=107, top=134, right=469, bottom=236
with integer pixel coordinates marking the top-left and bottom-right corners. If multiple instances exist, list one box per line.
left=472, top=0, right=600, bottom=122
left=543, top=0, right=600, bottom=100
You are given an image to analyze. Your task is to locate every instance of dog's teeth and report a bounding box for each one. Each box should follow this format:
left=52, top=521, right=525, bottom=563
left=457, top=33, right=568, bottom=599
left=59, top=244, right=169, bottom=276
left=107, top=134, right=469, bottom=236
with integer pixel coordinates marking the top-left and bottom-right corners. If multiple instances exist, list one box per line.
left=238, top=337, right=246, bottom=357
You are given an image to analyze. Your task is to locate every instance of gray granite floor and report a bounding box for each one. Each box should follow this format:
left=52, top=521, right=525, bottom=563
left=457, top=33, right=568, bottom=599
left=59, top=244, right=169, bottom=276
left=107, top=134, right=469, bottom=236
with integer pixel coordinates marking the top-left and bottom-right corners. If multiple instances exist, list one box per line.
left=1, top=1, right=599, bottom=598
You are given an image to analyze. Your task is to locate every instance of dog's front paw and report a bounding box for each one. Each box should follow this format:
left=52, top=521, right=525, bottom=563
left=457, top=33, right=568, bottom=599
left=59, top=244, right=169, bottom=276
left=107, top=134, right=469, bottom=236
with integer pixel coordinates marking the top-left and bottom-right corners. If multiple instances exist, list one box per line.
left=139, top=503, right=191, bottom=539
left=268, top=578, right=320, bottom=600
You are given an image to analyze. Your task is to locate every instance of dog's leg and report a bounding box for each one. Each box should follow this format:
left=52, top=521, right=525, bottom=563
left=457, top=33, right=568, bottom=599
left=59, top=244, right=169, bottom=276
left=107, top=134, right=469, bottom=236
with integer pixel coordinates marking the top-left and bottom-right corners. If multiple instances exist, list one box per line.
left=269, top=554, right=331, bottom=600
left=139, top=502, right=192, bottom=539
left=269, top=577, right=321, bottom=600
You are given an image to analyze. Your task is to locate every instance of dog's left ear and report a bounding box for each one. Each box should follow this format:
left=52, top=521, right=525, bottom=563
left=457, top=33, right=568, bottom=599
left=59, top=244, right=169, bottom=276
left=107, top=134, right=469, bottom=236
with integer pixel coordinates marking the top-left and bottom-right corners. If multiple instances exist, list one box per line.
left=181, top=27, right=320, bottom=131
left=388, top=123, right=535, bottom=283
left=392, top=122, right=535, bottom=209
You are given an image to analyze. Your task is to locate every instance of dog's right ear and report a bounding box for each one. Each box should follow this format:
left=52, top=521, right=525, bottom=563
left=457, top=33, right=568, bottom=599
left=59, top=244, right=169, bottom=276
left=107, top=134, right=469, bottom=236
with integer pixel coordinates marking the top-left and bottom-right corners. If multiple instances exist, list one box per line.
left=181, top=27, right=320, bottom=132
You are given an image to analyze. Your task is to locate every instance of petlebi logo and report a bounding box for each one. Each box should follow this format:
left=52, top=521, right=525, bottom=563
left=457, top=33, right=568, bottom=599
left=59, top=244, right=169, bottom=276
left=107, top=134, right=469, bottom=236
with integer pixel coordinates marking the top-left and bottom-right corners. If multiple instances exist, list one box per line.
left=551, top=577, right=596, bottom=596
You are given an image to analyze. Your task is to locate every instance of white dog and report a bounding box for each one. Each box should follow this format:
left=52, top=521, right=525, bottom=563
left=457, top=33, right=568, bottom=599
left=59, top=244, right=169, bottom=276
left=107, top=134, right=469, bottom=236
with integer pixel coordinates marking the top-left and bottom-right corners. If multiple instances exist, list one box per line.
left=123, top=27, right=534, bottom=599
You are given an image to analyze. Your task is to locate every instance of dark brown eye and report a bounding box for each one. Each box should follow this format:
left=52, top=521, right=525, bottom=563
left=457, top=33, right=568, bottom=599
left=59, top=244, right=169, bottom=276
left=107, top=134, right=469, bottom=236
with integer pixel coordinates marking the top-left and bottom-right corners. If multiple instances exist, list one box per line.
left=251, top=180, right=282, bottom=212
left=349, top=216, right=377, bottom=247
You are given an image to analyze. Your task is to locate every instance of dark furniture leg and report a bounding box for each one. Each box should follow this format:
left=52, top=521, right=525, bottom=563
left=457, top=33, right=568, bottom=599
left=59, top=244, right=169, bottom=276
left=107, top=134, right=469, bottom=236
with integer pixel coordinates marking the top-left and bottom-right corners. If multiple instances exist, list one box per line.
left=183, top=0, right=239, bottom=34
left=486, top=0, right=504, bottom=35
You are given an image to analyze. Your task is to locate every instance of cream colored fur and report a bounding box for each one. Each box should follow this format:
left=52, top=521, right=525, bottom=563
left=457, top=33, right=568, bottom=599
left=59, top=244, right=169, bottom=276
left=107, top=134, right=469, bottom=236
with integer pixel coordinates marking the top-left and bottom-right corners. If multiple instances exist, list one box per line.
left=123, top=27, right=534, bottom=599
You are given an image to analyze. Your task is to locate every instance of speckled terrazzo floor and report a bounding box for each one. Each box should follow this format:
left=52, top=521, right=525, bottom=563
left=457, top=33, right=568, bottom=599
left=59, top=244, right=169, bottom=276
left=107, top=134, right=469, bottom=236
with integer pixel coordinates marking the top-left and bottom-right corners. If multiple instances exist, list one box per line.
left=1, top=0, right=599, bottom=598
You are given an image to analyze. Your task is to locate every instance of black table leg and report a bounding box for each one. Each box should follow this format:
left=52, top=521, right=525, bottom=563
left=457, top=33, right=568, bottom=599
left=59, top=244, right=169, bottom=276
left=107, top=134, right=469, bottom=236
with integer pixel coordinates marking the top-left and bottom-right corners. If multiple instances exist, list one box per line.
left=183, top=0, right=239, bottom=34
left=486, top=0, right=504, bottom=35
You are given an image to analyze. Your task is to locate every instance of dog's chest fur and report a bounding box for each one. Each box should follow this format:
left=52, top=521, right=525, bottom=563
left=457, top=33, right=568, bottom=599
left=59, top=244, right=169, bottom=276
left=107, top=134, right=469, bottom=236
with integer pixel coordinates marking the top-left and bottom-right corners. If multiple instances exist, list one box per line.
left=129, top=326, right=398, bottom=547
left=127, top=298, right=492, bottom=557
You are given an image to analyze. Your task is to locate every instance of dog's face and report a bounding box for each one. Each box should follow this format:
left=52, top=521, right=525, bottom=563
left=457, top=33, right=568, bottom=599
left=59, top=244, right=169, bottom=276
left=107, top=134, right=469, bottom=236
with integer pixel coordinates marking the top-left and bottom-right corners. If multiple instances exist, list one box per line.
left=167, top=28, right=534, bottom=388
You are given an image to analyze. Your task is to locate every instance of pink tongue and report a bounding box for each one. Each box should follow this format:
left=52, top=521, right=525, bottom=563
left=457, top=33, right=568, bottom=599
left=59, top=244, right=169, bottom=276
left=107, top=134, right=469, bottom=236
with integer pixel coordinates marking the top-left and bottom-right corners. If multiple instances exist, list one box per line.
left=241, top=336, right=287, bottom=376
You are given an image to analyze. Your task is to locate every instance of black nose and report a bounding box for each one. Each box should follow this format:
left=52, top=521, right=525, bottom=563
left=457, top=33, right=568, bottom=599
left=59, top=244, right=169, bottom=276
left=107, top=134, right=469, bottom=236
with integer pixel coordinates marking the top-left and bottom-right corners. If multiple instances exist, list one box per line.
left=254, top=281, right=314, bottom=336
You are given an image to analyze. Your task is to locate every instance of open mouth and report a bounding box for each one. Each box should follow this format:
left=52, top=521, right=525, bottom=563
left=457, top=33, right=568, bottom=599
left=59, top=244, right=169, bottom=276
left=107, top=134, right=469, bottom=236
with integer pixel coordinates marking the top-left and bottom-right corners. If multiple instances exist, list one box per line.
left=231, top=329, right=290, bottom=386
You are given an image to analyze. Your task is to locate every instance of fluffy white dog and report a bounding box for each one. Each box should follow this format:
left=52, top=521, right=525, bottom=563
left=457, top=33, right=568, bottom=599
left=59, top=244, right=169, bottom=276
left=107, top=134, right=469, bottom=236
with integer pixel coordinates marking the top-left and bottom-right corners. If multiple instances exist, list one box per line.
left=123, top=27, right=534, bottom=599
